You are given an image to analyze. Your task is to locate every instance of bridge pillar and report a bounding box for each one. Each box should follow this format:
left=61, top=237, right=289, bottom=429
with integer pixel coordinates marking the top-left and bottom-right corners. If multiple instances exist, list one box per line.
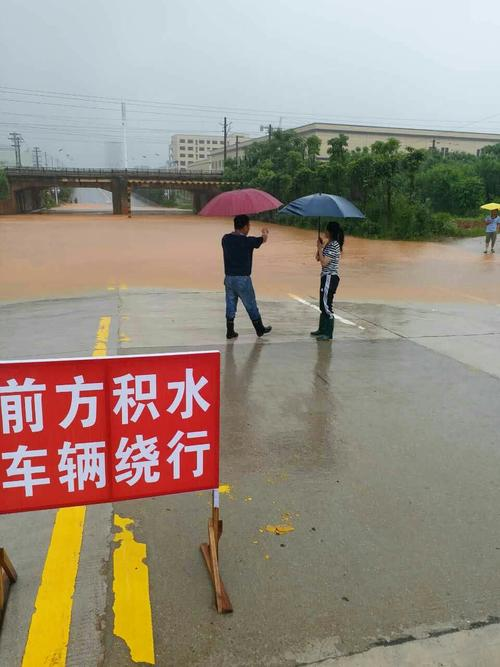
left=15, top=188, right=42, bottom=213
left=0, top=189, right=18, bottom=215
left=192, top=191, right=215, bottom=213
left=111, top=178, right=129, bottom=215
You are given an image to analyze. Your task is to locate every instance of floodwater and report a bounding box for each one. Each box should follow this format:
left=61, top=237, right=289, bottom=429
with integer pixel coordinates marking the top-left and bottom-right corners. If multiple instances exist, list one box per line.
left=0, top=208, right=497, bottom=304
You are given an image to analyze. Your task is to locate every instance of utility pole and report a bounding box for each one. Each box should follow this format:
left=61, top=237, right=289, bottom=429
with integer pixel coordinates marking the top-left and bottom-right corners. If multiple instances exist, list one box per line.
left=8, top=132, right=24, bottom=167
left=44, top=151, right=48, bottom=167
left=32, top=146, right=42, bottom=168
left=223, top=116, right=228, bottom=163
left=235, top=135, right=245, bottom=163
left=260, top=124, right=274, bottom=142
left=122, top=101, right=128, bottom=169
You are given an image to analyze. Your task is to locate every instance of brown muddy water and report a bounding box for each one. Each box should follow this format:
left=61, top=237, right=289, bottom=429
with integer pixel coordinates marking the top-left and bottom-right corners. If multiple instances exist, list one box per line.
left=0, top=212, right=497, bottom=304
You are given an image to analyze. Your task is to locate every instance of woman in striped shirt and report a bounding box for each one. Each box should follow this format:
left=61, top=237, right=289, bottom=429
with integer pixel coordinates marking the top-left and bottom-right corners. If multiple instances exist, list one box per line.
left=310, top=221, right=343, bottom=341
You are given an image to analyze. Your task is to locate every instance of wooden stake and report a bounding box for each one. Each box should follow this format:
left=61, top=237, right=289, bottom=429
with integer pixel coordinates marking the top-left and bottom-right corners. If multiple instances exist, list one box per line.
left=0, top=548, right=17, bottom=629
left=200, top=490, right=233, bottom=613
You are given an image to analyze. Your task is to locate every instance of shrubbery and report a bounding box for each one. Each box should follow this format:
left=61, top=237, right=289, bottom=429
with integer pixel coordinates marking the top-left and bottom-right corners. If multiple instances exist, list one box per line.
left=224, top=130, right=499, bottom=240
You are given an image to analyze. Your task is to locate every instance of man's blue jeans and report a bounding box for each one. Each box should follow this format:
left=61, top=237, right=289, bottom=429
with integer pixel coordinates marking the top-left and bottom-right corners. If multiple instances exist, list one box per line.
left=224, top=275, right=261, bottom=321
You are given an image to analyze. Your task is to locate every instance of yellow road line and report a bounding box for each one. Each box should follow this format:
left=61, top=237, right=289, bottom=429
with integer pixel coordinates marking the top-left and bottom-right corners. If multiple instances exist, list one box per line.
left=22, top=507, right=86, bottom=667
left=22, top=317, right=111, bottom=666
left=113, top=514, right=155, bottom=664
left=93, top=316, right=111, bottom=356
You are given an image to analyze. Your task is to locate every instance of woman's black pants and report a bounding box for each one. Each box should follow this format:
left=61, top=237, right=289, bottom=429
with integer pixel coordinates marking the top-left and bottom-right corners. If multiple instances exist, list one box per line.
left=319, top=274, right=340, bottom=318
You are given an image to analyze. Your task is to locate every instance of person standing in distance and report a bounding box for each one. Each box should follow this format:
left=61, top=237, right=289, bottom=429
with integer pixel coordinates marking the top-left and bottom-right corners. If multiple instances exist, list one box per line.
left=222, top=214, right=272, bottom=339
left=484, top=209, right=499, bottom=254
left=310, top=221, right=343, bottom=341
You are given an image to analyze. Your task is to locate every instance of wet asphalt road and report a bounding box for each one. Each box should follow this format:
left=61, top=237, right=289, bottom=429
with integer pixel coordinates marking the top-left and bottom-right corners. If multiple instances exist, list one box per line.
left=1, top=288, right=500, bottom=665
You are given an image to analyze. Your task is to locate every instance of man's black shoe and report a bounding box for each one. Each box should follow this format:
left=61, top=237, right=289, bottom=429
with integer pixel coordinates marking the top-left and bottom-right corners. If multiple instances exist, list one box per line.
left=226, top=319, right=239, bottom=339
left=252, top=318, right=272, bottom=337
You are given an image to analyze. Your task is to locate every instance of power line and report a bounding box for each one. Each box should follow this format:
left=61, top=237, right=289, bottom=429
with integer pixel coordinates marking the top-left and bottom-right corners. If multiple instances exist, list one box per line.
left=3, top=84, right=498, bottom=128
left=3, top=87, right=500, bottom=134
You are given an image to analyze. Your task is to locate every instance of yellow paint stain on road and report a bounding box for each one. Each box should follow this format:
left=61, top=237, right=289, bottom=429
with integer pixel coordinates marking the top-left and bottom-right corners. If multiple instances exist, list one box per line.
left=22, top=506, right=86, bottom=667
left=265, top=524, right=295, bottom=535
left=93, top=316, right=111, bottom=356
left=22, top=317, right=111, bottom=665
left=218, top=483, right=232, bottom=494
left=119, top=334, right=131, bottom=343
left=113, top=514, right=155, bottom=664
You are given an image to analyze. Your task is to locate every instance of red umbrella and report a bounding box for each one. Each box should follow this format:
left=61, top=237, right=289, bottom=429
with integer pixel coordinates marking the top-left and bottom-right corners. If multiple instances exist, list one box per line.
left=198, top=188, right=282, bottom=216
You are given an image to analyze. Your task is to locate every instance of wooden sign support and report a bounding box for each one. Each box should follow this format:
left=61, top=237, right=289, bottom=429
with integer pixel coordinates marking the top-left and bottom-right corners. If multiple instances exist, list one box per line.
left=200, top=490, right=233, bottom=613
left=0, top=549, right=17, bottom=628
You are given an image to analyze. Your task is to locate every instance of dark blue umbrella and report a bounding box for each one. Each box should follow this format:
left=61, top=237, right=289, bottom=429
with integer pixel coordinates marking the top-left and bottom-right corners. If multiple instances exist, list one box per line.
left=280, top=193, right=365, bottom=238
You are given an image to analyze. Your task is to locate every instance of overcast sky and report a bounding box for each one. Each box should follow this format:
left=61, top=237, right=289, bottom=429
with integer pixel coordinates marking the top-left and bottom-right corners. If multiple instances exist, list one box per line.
left=1, top=0, right=499, bottom=167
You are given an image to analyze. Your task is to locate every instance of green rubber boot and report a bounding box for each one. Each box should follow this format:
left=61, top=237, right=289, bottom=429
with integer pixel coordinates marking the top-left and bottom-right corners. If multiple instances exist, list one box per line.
left=310, top=313, right=327, bottom=336
left=317, top=316, right=334, bottom=341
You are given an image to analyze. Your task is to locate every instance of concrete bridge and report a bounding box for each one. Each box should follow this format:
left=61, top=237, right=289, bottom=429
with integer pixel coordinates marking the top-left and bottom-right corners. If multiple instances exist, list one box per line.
left=0, top=167, right=233, bottom=215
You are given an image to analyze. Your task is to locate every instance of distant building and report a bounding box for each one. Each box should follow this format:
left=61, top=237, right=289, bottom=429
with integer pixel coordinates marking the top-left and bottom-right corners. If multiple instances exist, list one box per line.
left=169, top=134, right=225, bottom=170
left=170, top=133, right=249, bottom=170
left=188, top=122, right=500, bottom=173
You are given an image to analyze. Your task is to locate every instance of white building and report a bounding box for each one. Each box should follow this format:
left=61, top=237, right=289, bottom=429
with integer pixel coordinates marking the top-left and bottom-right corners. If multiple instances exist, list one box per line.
left=169, top=134, right=225, bottom=170
left=169, top=133, right=249, bottom=170
left=188, top=122, right=500, bottom=173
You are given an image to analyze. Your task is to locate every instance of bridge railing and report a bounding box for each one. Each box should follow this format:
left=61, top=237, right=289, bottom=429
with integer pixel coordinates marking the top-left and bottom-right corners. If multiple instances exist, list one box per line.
left=4, top=167, right=226, bottom=180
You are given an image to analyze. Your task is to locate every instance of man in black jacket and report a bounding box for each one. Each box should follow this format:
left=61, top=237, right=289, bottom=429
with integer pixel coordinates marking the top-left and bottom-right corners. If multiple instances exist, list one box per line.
left=221, top=215, right=272, bottom=340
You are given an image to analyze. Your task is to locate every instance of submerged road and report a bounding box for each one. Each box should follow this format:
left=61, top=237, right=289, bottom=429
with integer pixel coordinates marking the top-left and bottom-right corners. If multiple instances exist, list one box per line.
left=1, top=209, right=500, bottom=666
left=54, top=186, right=189, bottom=215
left=0, top=208, right=498, bottom=304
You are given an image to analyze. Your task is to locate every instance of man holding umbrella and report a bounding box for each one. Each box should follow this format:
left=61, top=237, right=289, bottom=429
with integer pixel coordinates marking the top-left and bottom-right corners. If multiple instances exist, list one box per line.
left=222, top=215, right=272, bottom=339
left=199, top=187, right=281, bottom=340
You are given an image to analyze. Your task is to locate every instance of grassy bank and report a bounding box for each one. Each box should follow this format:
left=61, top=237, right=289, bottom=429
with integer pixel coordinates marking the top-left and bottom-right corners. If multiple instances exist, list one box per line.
left=260, top=212, right=486, bottom=241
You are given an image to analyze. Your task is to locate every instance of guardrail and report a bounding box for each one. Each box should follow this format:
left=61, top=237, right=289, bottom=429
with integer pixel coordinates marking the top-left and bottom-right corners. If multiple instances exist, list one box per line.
left=4, top=167, right=226, bottom=180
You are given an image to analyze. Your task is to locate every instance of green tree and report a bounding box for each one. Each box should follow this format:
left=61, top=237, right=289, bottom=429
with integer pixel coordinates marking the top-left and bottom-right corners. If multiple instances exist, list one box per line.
left=477, top=153, right=500, bottom=201
left=481, top=143, right=500, bottom=158
left=223, top=128, right=500, bottom=240
left=416, top=162, right=485, bottom=214
left=403, top=147, right=426, bottom=197
left=327, top=133, right=349, bottom=163
left=305, top=135, right=321, bottom=167
left=223, top=129, right=307, bottom=202
left=347, top=149, right=376, bottom=208
left=371, top=138, right=402, bottom=232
